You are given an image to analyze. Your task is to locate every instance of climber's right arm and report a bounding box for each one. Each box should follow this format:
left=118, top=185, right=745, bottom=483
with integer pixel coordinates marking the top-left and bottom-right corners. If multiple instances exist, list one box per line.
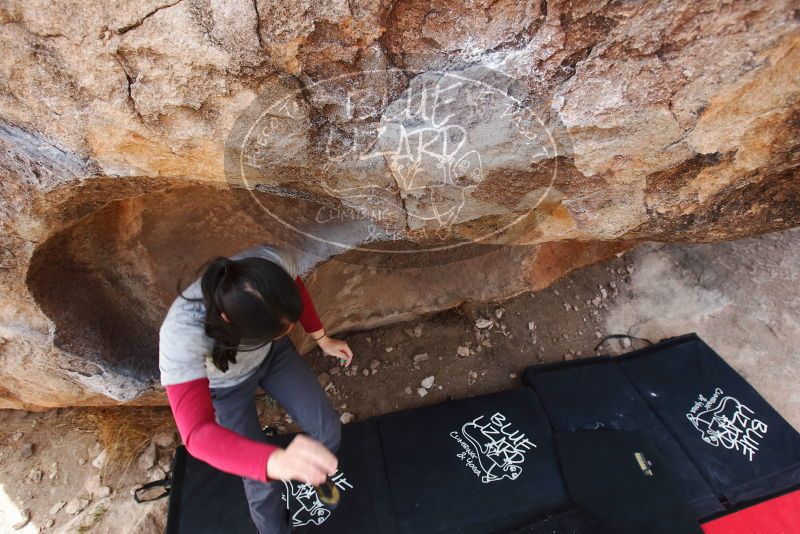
left=165, top=377, right=278, bottom=482
left=165, top=378, right=337, bottom=485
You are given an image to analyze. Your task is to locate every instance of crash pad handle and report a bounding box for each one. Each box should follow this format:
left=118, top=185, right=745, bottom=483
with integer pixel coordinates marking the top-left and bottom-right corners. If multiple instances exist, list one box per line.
left=133, top=476, right=172, bottom=503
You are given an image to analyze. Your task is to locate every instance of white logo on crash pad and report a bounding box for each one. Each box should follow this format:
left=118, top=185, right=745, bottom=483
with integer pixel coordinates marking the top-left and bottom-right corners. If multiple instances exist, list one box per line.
left=450, top=412, right=536, bottom=484
left=686, top=387, right=768, bottom=462
left=281, top=471, right=353, bottom=527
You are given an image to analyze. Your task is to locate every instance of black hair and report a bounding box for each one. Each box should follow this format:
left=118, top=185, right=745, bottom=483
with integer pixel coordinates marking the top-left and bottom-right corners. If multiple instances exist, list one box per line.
left=177, top=256, right=302, bottom=372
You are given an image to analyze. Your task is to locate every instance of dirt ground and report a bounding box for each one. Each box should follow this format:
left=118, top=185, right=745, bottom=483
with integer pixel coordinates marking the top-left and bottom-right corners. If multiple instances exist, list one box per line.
left=297, top=252, right=633, bottom=423
left=1, top=228, right=797, bottom=533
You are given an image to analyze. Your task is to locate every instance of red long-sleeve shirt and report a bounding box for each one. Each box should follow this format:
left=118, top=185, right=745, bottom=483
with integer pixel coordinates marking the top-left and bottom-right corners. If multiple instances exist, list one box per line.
left=164, top=276, right=323, bottom=482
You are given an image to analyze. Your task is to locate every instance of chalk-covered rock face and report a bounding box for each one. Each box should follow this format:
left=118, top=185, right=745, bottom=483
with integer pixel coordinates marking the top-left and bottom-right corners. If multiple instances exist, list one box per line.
left=0, top=0, right=798, bottom=408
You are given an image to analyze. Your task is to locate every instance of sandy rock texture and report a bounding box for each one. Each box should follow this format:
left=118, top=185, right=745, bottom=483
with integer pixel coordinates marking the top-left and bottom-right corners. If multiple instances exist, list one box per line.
left=0, top=0, right=798, bottom=408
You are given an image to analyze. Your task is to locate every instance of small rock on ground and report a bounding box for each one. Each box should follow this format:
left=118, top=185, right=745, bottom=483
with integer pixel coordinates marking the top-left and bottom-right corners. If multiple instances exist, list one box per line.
left=26, top=468, right=42, bottom=483
left=85, top=474, right=102, bottom=494
left=12, top=509, right=30, bottom=530
left=475, top=318, right=493, bottom=329
left=65, top=498, right=89, bottom=515
left=47, top=461, right=58, bottom=480
left=147, top=467, right=166, bottom=482
left=317, top=372, right=331, bottom=387
left=152, top=430, right=176, bottom=448
left=49, top=501, right=65, bottom=515
left=92, top=449, right=108, bottom=469
left=88, top=441, right=103, bottom=457
left=20, top=442, right=34, bottom=458
left=137, top=442, right=157, bottom=471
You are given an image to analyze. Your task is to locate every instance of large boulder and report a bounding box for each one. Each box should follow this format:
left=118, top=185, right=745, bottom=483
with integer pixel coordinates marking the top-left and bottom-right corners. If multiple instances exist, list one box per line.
left=0, top=0, right=797, bottom=408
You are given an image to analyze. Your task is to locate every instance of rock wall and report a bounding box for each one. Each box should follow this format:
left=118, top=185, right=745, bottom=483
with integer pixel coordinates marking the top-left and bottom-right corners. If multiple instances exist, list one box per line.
left=0, top=0, right=798, bottom=408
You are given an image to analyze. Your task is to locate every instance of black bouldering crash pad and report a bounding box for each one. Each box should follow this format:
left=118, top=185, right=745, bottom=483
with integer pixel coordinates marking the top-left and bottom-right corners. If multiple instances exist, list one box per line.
left=376, top=388, right=569, bottom=534
left=523, top=356, right=723, bottom=518
left=165, top=420, right=396, bottom=534
left=619, top=334, right=800, bottom=505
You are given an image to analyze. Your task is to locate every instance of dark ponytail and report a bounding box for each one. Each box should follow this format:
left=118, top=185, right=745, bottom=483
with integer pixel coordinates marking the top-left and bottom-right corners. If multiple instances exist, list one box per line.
left=177, top=255, right=302, bottom=372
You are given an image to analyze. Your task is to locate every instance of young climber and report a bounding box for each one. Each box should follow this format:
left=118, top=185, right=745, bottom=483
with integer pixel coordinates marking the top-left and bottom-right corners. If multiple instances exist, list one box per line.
left=159, top=243, right=353, bottom=534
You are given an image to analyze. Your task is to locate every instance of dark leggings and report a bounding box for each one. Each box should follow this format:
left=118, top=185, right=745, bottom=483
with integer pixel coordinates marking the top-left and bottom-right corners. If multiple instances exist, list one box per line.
left=210, top=336, right=342, bottom=533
